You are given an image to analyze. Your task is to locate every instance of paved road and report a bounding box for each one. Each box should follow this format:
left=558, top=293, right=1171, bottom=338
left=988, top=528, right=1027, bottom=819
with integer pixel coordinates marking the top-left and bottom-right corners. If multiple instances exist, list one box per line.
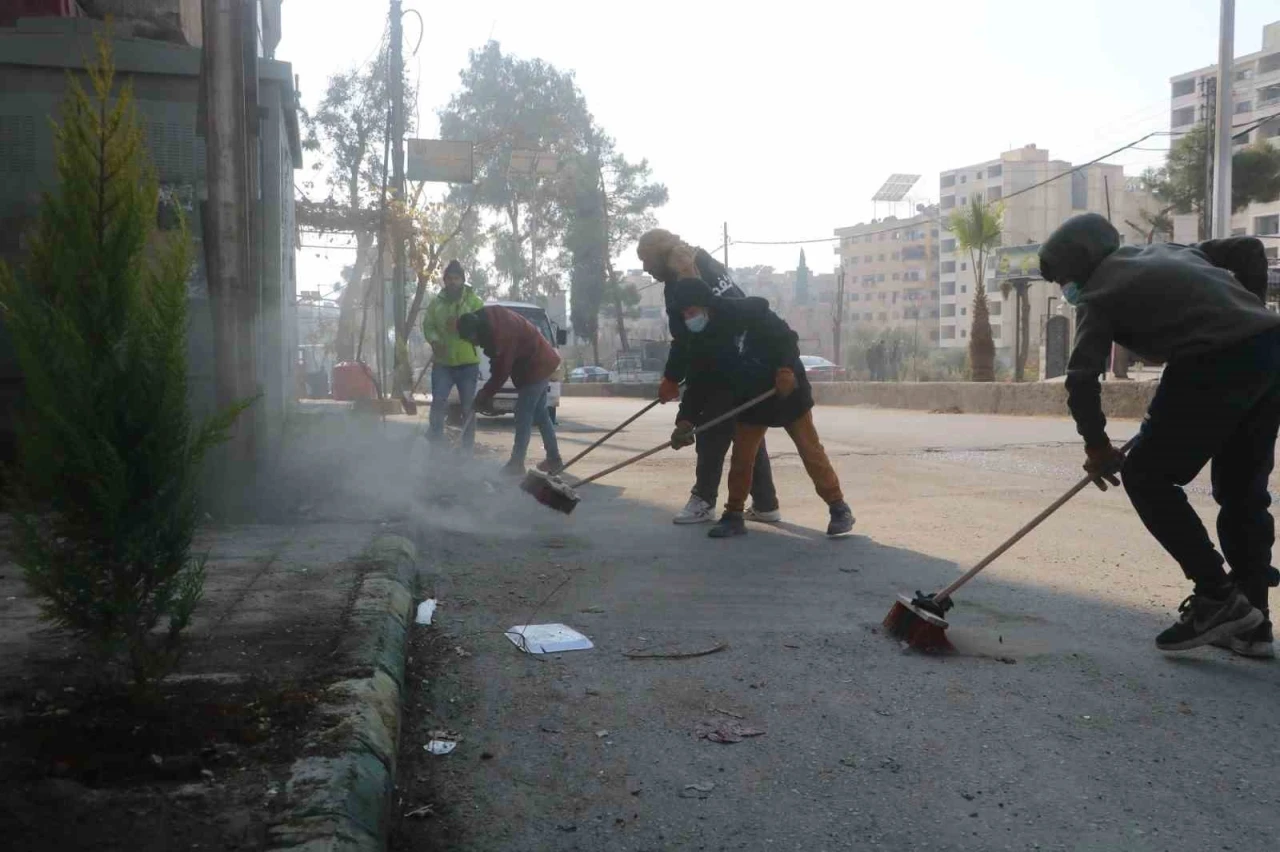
left=393, top=398, right=1280, bottom=852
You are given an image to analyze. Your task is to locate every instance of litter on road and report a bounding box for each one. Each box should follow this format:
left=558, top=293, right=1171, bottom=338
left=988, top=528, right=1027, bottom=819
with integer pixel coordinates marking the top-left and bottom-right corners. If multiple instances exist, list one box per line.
left=696, top=720, right=767, bottom=744
left=415, top=599, right=437, bottom=625
left=681, top=781, right=716, bottom=798
left=622, top=641, right=728, bottom=660
left=425, top=740, right=456, bottom=755
left=504, top=623, right=594, bottom=655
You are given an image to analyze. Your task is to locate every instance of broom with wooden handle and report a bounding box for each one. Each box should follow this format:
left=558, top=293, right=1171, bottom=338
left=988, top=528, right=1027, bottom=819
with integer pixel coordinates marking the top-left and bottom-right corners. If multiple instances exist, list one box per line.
left=884, top=435, right=1137, bottom=651
left=519, top=397, right=664, bottom=497
left=527, top=389, right=777, bottom=515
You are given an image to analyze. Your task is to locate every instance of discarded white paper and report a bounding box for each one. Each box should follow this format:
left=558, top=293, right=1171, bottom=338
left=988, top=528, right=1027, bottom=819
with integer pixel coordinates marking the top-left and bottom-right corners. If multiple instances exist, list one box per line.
left=505, top=624, right=594, bottom=655
left=415, top=599, right=437, bottom=626
left=425, top=740, right=456, bottom=755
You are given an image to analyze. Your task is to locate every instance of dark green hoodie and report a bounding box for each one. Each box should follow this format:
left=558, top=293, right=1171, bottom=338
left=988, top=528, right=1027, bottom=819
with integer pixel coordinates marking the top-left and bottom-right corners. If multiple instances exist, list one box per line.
left=1039, top=213, right=1280, bottom=446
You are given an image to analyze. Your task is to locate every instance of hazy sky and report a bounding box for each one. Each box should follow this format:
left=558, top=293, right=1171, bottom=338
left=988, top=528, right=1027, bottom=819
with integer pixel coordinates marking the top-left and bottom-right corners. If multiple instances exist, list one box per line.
left=280, top=0, right=1278, bottom=291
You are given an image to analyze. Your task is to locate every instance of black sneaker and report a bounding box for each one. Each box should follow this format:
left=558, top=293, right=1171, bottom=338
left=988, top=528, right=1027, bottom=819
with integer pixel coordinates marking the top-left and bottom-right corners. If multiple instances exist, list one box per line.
left=1156, top=589, right=1265, bottom=651
left=826, top=501, right=855, bottom=538
left=1213, top=619, right=1275, bottom=659
left=708, top=511, right=747, bottom=539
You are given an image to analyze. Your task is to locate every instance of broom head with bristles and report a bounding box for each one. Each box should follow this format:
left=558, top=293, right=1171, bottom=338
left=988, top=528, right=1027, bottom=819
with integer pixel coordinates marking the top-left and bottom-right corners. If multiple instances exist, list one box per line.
left=883, top=592, right=954, bottom=653
left=520, top=468, right=580, bottom=515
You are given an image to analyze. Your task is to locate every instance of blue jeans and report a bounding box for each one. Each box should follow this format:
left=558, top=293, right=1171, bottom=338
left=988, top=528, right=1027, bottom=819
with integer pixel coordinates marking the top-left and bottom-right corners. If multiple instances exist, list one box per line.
left=511, top=380, right=561, bottom=466
left=429, top=363, right=479, bottom=450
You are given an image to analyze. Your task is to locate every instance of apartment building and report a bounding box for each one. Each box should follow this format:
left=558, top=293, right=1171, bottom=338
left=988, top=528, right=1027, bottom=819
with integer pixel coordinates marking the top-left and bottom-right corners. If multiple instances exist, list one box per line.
left=937, top=145, right=1153, bottom=354
left=1168, top=19, right=1280, bottom=256
left=833, top=208, right=942, bottom=346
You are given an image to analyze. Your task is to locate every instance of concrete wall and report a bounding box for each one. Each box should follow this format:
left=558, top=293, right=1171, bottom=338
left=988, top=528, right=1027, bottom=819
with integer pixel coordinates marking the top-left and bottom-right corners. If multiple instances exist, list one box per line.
left=562, top=380, right=1158, bottom=420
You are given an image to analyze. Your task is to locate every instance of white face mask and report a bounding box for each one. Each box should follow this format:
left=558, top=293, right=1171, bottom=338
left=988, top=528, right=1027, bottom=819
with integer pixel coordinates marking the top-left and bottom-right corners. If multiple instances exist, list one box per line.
left=684, top=312, right=709, bottom=333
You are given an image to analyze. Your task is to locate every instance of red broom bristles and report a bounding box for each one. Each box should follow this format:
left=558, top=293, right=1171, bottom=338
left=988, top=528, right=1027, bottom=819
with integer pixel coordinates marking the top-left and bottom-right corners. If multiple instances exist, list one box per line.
left=883, top=600, right=954, bottom=653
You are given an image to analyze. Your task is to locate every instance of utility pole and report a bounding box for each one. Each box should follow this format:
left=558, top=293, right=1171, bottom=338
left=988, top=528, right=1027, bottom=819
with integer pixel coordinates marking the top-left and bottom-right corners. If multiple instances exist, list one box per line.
left=200, top=0, right=256, bottom=474
left=723, top=222, right=729, bottom=268
left=1201, top=75, right=1217, bottom=239
left=1212, top=0, right=1235, bottom=239
left=389, top=0, right=408, bottom=393
left=832, top=264, right=846, bottom=367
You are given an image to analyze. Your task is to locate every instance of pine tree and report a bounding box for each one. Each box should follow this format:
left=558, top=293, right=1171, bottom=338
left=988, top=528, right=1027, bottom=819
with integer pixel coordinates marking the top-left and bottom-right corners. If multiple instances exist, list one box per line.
left=0, top=35, right=245, bottom=691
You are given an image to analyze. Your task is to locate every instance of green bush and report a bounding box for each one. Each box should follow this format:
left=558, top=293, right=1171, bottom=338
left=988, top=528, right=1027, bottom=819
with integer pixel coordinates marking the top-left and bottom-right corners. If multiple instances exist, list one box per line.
left=0, top=36, right=244, bottom=691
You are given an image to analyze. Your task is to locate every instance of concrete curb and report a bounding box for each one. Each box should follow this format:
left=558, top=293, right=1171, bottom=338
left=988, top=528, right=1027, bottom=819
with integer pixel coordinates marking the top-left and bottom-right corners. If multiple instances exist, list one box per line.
left=268, top=534, right=417, bottom=852
left=561, top=380, right=1159, bottom=419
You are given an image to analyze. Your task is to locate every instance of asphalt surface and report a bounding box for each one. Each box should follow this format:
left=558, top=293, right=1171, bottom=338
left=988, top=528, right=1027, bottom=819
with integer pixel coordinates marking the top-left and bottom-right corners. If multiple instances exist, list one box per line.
left=396, top=398, right=1280, bottom=852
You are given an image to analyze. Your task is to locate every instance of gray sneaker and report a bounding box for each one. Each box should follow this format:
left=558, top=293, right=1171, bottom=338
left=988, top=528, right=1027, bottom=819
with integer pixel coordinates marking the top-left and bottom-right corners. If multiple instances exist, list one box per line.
left=1156, top=590, right=1264, bottom=652
left=1213, top=619, right=1275, bottom=659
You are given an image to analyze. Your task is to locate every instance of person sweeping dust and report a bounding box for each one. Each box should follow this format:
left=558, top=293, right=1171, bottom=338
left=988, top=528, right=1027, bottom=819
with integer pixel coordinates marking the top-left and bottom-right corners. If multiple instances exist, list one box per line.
left=666, top=278, right=854, bottom=539
left=1040, top=213, right=1280, bottom=656
left=457, top=306, right=563, bottom=477
left=636, top=228, right=781, bottom=526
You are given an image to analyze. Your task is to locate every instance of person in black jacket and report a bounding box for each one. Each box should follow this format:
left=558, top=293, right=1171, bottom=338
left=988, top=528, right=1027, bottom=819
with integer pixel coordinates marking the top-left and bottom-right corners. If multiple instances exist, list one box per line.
left=1040, top=214, right=1280, bottom=656
left=636, top=228, right=779, bottom=526
left=666, top=278, right=854, bottom=539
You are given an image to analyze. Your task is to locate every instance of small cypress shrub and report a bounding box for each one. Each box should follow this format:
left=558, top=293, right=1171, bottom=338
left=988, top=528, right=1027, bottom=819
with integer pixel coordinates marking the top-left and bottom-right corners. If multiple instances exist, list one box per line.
left=0, top=34, right=245, bottom=691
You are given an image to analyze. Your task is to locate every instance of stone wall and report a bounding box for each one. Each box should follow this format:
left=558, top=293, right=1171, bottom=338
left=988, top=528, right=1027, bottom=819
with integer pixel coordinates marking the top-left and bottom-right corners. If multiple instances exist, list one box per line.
left=561, top=381, right=1158, bottom=420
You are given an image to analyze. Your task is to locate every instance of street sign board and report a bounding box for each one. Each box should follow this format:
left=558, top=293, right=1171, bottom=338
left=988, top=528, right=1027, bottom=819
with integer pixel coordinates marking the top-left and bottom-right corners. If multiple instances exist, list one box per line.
left=406, top=139, right=474, bottom=183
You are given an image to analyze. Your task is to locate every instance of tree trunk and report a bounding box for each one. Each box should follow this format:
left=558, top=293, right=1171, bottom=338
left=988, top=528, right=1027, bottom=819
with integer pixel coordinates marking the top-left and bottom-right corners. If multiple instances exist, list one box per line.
left=612, top=287, right=630, bottom=352
left=591, top=332, right=600, bottom=367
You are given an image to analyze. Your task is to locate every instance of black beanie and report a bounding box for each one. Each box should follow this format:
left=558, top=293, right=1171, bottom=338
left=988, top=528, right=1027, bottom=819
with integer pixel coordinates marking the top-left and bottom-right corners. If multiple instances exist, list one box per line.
left=443, top=259, right=466, bottom=283
left=669, top=278, right=715, bottom=312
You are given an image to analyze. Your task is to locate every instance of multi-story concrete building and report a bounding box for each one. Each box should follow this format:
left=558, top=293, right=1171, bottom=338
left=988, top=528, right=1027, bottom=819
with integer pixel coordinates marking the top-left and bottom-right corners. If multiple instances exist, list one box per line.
left=834, top=208, right=941, bottom=347
left=1168, top=19, right=1280, bottom=258
left=937, top=145, right=1153, bottom=357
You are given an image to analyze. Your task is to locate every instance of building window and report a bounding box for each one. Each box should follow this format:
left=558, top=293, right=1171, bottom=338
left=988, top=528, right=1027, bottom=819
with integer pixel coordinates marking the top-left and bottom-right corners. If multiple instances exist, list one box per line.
left=941, top=174, right=956, bottom=188
left=961, top=285, right=967, bottom=293
left=989, top=301, right=1002, bottom=316
left=988, top=186, right=1003, bottom=201
left=1261, top=53, right=1280, bottom=75
left=941, top=195, right=956, bottom=210
left=960, top=262, right=967, bottom=271
left=941, top=282, right=956, bottom=296
left=877, top=274, right=885, bottom=282
left=941, top=303, right=955, bottom=317
left=941, top=260, right=956, bottom=273
left=851, top=293, right=860, bottom=301
left=988, top=164, right=1002, bottom=178
left=878, top=292, right=886, bottom=300
left=1264, top=120, right=1280, bottom=140
left=1171, top=106, right=1196, bottom=128
left=961, top=329, right=967, bottom=339
left=1172, top=78, right=1196, bottom=98
left=850, top=256, right=859, bottom=264
left=960, top=307, right=967, bottom=316
left=1236, top=101, right=1254, bottom=115
left=976, top=170, right=983, bottom=179
left=942, top=238, right=956, bottom=253
left=892, top=273, right=900, bottom=280
left=1256, top=214, right=1280, bottom=236
left=958, top=196, right=967, bottom=205
left=941, top=325, right=956, bottom=340
left=878, top=254, right=885, bottom=261
left=864, top=312, right=874, bottom=321
left=865, top=255, right=873, bottom=262
left=960, top=175, right=967, bottom=184
left=1071, top=169, right=1088, bottom=209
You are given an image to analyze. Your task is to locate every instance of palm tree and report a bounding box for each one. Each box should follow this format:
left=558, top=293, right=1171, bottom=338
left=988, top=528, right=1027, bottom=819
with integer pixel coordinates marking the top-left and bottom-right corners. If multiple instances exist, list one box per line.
left=947, top=199, right=1003, bottom=382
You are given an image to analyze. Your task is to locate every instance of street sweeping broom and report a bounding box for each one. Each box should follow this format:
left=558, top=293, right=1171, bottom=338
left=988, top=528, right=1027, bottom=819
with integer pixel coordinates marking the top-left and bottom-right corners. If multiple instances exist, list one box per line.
left=883, top=436, right=1136, bottom=652
left=526, top=389, right=777, bottom=515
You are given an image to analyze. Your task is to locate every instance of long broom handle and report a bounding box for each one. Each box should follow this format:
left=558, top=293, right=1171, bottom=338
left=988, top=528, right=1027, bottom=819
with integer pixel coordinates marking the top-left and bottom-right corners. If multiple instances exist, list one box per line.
left=555, top=397, right=664, bottom=474
left=934, top=435, right=1137, bottom=602
left=573, top=389, right=777, bottom=488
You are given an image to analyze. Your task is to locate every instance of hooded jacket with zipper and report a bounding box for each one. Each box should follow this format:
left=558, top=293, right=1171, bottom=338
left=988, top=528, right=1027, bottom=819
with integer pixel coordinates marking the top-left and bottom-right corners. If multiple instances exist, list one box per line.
left=473, top=305, right=562, bottom=402
left=673, top=286, right=813, bottom=428
left=662, top=249, right=746, bottom=384
left=1039, top=213, right=1280, bottom=447
left=422, top=286, right=485, bottom=366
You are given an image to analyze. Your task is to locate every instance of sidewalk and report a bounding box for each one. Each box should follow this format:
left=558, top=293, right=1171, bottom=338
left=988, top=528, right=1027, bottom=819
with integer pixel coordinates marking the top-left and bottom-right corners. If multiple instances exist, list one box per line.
left=0, top=406, right=423, bottom=852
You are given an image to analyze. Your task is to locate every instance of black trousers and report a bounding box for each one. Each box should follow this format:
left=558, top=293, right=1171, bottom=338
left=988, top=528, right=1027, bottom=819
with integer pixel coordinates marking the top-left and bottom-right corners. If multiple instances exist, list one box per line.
left=691, top=411, right=777, bottom=512
left=1122, top=328, right=1280, bottom=611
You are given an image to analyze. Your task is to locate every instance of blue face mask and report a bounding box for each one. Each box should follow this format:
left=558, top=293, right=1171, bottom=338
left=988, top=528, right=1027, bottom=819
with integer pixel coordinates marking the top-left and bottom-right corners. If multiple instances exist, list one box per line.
left=684, top=312, right=709, bottom=333
left=1062, top=282, right=1083, bottom=306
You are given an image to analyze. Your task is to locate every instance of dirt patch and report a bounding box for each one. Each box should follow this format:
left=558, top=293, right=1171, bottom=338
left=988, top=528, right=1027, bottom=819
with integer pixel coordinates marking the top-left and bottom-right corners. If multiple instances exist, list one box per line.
left=0, top=669, right=325, bottom=852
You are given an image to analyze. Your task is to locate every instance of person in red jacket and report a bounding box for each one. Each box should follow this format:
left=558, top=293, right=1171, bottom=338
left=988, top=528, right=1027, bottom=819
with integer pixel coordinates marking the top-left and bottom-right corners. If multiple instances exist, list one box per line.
left=458, top=306, right=563, bottom=475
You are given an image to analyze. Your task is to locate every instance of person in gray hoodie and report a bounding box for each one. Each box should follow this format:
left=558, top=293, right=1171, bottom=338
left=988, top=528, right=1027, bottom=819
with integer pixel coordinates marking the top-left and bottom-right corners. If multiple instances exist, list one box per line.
left=1039, top=213, right=1280, bottom=656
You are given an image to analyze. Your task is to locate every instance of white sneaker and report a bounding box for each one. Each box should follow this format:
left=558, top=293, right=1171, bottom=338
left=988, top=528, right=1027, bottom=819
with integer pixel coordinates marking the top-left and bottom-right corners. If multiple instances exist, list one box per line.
left=673, top=495, right=715, bottom=524
left=745, top=505, right=783, bottom=524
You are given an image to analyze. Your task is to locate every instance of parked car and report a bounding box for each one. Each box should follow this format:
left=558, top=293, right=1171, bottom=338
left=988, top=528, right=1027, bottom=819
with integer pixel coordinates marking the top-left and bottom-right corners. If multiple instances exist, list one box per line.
left=800, top=355, right=846, bottom=382
left=568, top=365, right=612, bottom=383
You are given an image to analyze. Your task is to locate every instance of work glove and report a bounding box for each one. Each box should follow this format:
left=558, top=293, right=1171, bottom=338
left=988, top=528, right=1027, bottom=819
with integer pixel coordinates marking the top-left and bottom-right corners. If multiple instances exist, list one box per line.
left=671, top=420, right=696, bottom=450
left=473, top=393, right=497, bottom=417
left=1083, top=440, right=1125, bottom=491
left=774, top=367, right=797, bottom=399
left=667, top=244, right=699, bottom=280
left=658, top=377, right=681, bottom=403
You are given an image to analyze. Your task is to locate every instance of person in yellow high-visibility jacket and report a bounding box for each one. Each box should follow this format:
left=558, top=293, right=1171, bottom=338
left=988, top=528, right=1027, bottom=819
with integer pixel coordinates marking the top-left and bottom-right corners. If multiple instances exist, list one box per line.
left=422, top=260, right=484, bottom=451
